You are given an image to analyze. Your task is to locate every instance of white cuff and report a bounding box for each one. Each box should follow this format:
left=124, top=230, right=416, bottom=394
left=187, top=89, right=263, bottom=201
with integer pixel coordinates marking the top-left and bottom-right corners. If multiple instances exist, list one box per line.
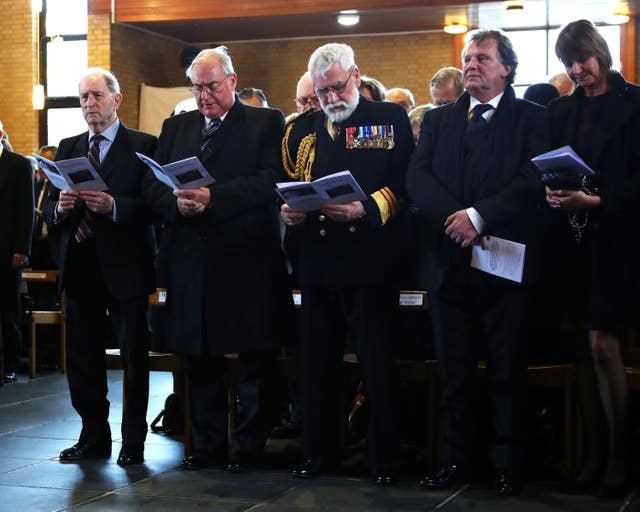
left=465, top=207, right=484, bottom=235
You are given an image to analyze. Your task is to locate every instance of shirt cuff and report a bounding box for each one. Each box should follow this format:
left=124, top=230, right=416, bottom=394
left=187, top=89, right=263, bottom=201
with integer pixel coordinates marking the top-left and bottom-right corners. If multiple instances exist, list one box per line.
left=465, top=207, right=484, bottom=235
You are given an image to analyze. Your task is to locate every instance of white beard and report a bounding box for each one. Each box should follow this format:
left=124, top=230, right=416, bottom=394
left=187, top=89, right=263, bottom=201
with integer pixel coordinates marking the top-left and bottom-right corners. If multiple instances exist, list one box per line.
left=322, top=95, right=359, bottom=123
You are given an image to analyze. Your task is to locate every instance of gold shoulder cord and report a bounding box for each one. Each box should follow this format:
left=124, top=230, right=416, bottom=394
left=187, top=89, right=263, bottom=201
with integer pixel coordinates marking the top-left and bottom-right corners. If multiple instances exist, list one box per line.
left=281, top=108, right=317, bottom=182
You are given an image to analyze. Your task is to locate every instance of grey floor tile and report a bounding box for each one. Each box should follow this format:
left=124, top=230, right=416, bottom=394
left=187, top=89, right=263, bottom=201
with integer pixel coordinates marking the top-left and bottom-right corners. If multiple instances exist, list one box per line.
left=0, top=459, right=164, bottom=491
left=68, top=493, right=257, bottom=511
left=0, top=434, right=77, bottom=460
left=119, top=466, right=296, bottom=501
left=0, top=484, right=100, bottom=511
left=0, top=456, right=42, bottom=473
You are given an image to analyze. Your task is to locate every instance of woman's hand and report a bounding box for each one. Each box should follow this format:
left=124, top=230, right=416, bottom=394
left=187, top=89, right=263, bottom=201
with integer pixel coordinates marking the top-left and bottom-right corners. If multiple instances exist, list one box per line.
left=546, top=186, right=601, bottom=210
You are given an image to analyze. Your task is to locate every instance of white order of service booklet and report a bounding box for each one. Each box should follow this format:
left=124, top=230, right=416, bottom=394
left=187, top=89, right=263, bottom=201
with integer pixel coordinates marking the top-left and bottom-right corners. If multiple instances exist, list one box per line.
left=33, top=154, right=108, bottom=191
left=136, top=153, right=215, bottom=190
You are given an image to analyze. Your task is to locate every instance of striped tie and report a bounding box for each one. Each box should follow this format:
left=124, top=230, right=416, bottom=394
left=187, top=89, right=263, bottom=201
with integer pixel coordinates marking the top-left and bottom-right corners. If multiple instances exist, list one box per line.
left=74, top=135, right=104, bottom=242
left=200, top=118, right=221, bottom=152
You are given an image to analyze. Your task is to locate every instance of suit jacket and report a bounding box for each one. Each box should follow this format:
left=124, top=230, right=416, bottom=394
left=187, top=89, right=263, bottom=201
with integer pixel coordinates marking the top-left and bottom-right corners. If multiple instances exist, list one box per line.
left=0, top=150, right=34, bottom=266
left=143, top=98, right=293, bottom=356
left=42, top=122, right=158, bottom=299
left=407, top=86, right=549, bottom=290
left=283, top=96, right=414, bottom=288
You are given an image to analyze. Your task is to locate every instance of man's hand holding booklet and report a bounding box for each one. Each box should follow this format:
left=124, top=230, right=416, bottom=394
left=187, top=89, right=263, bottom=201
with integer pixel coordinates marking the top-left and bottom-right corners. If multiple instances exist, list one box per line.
left=531, top=145, right=595, bottom=190
left=33, top=153, right=108, bottom=191
left=276, top=170, right=366, bottom=212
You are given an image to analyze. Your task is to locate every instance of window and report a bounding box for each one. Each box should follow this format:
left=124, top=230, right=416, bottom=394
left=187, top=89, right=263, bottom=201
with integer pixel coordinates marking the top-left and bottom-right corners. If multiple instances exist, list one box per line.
left=42, top=0, right=88, bottom=147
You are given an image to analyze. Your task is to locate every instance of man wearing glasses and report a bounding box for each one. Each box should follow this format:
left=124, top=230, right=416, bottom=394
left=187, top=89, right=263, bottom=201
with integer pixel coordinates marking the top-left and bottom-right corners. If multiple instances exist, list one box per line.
left=281, top=43, right=414, bottom=485
left=293, top=72, right=320, bottom=114
left=143, top=47, right=293, bottom=473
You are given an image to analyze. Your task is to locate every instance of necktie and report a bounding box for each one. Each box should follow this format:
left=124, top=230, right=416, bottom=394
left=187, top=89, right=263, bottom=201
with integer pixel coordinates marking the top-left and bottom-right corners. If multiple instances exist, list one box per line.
left=75, top=134, right=104, bottom=242
left=200, top=118, right=221, bottom=152
left=468, top=104, right=493, bottom=130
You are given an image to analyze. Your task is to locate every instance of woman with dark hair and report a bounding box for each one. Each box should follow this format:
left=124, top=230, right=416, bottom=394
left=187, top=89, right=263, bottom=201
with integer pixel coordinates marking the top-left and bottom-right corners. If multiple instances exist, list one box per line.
left=546, top=19, right=640, bottom=496
left=358, top=75, right=387, bottom=101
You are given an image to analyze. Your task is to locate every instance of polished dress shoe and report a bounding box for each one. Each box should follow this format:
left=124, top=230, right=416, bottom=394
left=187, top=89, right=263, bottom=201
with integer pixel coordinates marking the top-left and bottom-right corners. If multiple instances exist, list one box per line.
left=180, top=454, right=212, bottom=470
left=117, top=447, right=144, bottom=466
left=59, top=441, right=112, bottom=462
left=495, top=469, right=523, bottom=496
left=3, top=372, right=17, bottom=383
left=419, top=465, right=466, bottom=490
left=292, top=457, right=324, bottom=479
left=372, top=465, right=396, bottom=486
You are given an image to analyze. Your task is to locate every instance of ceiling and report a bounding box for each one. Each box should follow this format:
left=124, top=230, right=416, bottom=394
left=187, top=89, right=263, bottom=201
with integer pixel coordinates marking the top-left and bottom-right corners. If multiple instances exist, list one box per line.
left=121, top=0, right=639, bottom=44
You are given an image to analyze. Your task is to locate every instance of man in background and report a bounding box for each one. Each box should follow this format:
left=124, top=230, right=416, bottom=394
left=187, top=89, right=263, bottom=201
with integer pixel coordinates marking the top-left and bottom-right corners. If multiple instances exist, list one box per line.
left=430, top=66, right=464, bottom=106
left=0, top=120, right=33, bottom=385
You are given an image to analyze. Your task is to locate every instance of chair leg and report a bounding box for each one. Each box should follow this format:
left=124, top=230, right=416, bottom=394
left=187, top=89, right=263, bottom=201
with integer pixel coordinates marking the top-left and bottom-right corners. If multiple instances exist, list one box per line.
left=59, top=315, right=66, bottom=374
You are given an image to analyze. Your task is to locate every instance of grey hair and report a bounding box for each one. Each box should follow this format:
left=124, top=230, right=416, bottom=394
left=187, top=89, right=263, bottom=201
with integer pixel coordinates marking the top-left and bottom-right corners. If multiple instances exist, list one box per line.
left=308, top=43, right=356, bottom=78
left=81, top=67, right=121, bottom=94
left=187, top=46, right=234, bottom=78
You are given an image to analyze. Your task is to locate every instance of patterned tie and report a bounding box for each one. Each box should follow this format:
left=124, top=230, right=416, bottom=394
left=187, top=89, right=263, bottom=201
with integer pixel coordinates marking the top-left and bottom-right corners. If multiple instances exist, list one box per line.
left=468, top=104, right=493, bottom=129
left=200, top=118, right=221, bottom=152
left=74, top=134, right=104, bottom=242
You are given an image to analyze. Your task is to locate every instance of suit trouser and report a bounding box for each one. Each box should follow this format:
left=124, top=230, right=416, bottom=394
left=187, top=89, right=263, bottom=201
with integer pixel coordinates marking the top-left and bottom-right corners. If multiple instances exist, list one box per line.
left=300, top=285, right=398, bottom=468
left=0, top=265, right=22, bottom=376
left=64, top=240, right=150, bottom=448
left=182, top=351, right=276, bottom=461
left=429, top=267, right=529, bottom=470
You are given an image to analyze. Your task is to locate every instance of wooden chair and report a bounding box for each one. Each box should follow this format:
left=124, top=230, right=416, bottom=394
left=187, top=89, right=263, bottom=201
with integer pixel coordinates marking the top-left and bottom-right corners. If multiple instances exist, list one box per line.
left=21, top=269, right=65, bottom=378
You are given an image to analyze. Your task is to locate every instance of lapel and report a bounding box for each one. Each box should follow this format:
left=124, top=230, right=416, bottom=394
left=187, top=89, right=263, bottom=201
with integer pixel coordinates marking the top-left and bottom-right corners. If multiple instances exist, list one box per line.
left=99, top=123, right=131, bottom=186
left=199, top=97, right=244, bottom=167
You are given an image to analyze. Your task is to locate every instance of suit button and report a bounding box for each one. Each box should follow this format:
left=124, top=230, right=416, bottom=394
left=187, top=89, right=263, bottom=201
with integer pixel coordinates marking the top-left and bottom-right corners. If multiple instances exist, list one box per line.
left=318, top=214, right=326, bottom=222
left=319, top=229, right=327, bottom=237
left=349, top=225, right=357, bottom=233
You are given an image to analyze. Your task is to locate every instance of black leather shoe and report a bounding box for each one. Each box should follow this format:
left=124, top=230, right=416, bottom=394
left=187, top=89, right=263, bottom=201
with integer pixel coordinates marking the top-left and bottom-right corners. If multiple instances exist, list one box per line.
left=117, top=447, right=144, bottom=466
left=419, top=465, right=466, bottom=490
left=180, top=454, right=211, bottom=470
left=3, top=373, right=17, bottom=383
left=495, top=469, right=524, bottom=496
left=372, top=465, right=396, bottom=486
left=292, top=457, right=324, bottom=479
left=59, top=441, right=112, bottom=462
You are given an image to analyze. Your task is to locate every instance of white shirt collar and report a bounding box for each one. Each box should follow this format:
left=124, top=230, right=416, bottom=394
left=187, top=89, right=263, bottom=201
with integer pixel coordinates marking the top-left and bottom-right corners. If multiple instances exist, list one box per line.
left=468, top=91, right=504, bottom=119
left=89, top=117, right=120, bottom=143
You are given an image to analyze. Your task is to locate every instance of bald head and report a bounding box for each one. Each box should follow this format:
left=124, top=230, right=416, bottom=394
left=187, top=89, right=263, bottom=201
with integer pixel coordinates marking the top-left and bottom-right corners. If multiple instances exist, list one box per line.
left=294, top=71, right=320, bottom=113
left=386, top=88, right=415, bottom=112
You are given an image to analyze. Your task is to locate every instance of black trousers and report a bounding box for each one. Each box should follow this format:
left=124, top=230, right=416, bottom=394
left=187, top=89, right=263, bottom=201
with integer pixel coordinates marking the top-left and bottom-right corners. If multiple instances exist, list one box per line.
left=0, top=264, right=22, bottom=376
left=64, top=240, right=150, bottom=448
left=299, top=285, right=398, bottom=468
left=182, top=350, right=276, bottom=462
left=429, top=267, right=529, bottom=470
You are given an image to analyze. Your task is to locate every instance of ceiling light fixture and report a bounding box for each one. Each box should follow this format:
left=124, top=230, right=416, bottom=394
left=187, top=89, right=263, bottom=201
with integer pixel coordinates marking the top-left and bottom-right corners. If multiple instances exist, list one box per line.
left=605, top=12, right=630, bottom=24
left=443, top=23, right=468, bottom=35
left=337, top=10, right=360, bottom=26
left=505, top=1, right=524, bottom=11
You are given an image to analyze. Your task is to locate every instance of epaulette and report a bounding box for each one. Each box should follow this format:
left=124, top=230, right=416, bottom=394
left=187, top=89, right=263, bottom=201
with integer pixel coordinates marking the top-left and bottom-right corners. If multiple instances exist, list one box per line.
left=281, top=107, right=317, bottom=182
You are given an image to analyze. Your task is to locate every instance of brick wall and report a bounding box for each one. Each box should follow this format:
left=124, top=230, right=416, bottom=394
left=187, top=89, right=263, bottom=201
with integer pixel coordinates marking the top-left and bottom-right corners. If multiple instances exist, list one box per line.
left=224, top=32, right=455, bottom=115
left=111, top=24, right=189, bottom=127
left=0, top=0, right=39, bottom=155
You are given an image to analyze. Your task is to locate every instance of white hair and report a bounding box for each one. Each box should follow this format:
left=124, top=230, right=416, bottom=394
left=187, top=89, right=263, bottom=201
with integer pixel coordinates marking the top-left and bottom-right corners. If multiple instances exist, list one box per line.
left=80, top=67, right=121, bottom=94
left=308, top=43, right=355, bottom=78
left=187, top=46, right=234, bottom=79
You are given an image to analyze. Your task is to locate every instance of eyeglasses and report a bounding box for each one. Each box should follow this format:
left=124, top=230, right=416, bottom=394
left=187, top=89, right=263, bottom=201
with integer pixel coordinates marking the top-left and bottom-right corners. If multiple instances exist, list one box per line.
left=294, top=95, right=319, bottom=108
left=190, top=76, right=230, bottom=96
left=314, top=68, right=355, bottom=98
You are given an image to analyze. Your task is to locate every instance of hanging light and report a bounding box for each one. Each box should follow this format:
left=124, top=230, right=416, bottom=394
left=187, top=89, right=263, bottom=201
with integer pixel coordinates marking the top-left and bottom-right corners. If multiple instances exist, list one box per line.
left=605, top=12, right=630, bottom=24
left=443, top=23, right=468, bottom=35
left=337, top=10, right=360, bottom=26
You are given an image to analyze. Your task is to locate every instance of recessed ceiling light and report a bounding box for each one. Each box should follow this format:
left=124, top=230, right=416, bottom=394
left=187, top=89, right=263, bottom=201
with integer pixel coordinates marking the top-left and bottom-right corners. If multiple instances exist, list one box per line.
left=338, top=10, right=360, bottom=26
left=443, top=23, right=468, bottom=35
left=605, top=12, right=630, bottom=24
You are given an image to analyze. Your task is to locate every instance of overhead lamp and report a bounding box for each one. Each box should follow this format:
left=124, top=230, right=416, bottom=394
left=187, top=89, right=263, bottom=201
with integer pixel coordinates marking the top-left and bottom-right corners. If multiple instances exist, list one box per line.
left=605, top=12, right=630, bottom=24
left=337, top=10, right=360, bottom=26
left=505, top=1, right=524, bottom=11
left=443, top=23, right=468, bottom=35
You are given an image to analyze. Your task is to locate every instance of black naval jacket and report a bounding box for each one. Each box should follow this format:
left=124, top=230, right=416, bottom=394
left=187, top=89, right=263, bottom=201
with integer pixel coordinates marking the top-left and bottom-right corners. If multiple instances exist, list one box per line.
left=284, top=96, right=414, bottom=288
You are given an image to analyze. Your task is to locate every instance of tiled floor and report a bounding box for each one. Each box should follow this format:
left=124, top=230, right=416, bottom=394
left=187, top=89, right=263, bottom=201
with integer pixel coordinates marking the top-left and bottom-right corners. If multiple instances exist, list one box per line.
left=0, top=370, right=637, bottom=511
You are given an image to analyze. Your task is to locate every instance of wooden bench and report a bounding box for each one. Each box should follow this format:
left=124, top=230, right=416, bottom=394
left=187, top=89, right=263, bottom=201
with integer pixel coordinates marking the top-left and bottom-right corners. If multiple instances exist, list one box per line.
left=21, top=269, right=65, bottom=378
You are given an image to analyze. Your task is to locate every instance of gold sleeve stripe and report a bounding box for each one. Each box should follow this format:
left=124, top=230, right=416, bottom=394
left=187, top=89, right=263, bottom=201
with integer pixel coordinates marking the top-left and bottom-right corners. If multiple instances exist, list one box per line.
left=371, top=187, right=398, bottom=225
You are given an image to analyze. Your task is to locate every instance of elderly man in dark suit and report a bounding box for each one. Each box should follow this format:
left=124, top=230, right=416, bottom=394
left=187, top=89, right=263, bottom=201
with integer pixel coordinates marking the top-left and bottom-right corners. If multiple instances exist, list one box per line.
left=407, top=29, right=549, bottom=495
left=280, top=43, right=414, bottom=485
left=0, top=120, right=34, bottom=385
left=43, top=68, right=157, bottom=466
left=143, top=46, right=292, bottom=473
